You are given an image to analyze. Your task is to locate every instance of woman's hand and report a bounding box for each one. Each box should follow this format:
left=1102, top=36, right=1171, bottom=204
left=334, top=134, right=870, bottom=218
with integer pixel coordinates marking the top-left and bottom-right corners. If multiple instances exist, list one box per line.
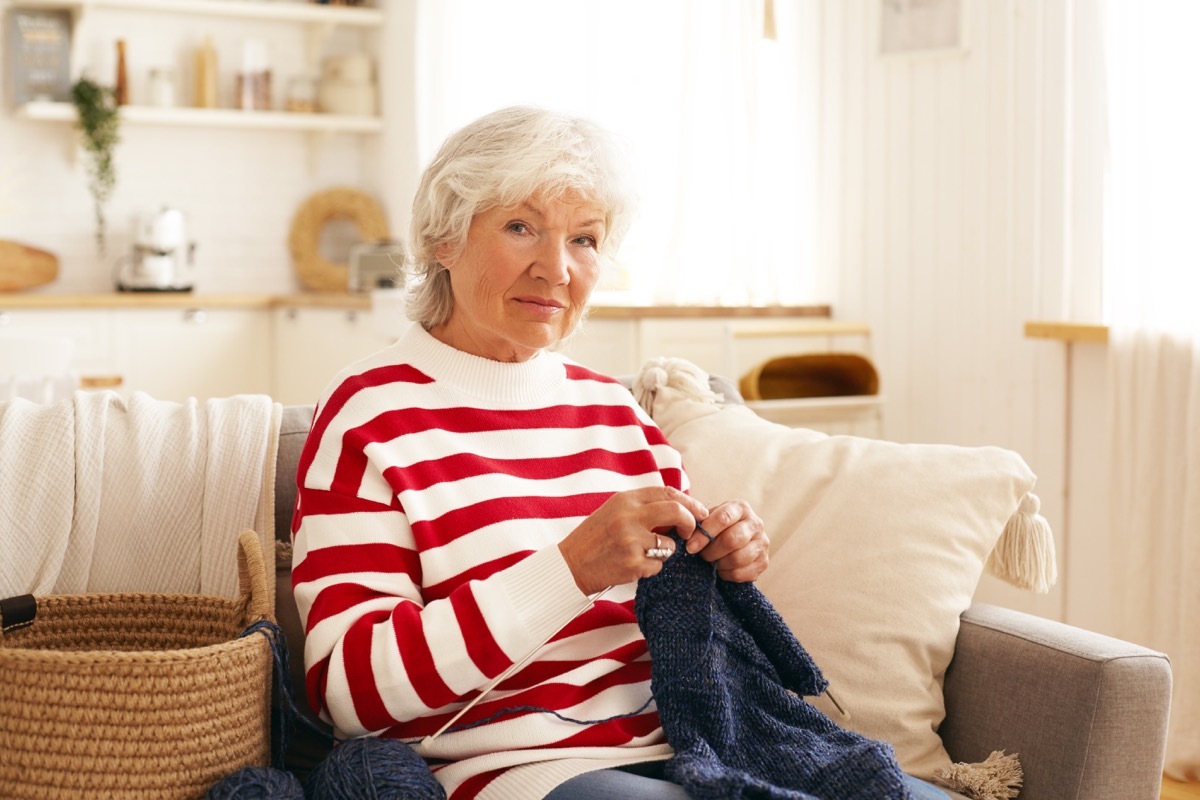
left=684, top=500, right=769, bottom=583
left=559, top=486, right=708, bottom=595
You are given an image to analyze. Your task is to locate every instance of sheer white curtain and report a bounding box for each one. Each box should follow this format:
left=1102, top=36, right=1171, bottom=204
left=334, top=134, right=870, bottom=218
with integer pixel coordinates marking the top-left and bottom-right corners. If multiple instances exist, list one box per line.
left=1103, top=0, right=1200, bottom=779
left=410, top=0, right=819, bottom=305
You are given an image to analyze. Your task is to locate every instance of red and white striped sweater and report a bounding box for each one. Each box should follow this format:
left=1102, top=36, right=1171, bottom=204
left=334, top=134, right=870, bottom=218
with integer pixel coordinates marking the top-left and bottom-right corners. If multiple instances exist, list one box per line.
left=292, top=323, right=686, bottom=799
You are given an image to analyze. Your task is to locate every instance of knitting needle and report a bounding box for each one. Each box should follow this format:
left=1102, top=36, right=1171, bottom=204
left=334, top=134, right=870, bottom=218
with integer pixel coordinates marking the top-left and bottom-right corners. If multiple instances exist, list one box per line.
left=825, top=687, right=850, bottom=719
left=422, top=586, right=612, bottom=745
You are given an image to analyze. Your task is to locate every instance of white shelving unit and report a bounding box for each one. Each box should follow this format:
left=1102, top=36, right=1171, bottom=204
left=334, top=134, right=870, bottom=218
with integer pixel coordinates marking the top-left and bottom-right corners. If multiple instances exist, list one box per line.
left=9, top=0, right=385, bottom=138
left=10, top=0, right=383, bottom=27
left=16, top=99, right=383, bottom=133
left=727, top=320, right=885, bottom=437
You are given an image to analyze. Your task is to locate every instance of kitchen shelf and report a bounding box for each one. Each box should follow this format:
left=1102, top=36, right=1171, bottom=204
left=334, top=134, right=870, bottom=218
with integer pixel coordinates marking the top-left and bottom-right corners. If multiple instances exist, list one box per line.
left=746, top=395, right=885, bottom=430
left=10, top=0, right=385, bottom=137
left=17, top=100, right=383, bottom=133
left=1024, top=321, right=1110, bottom=344
left=8, top=0, right=383, bottom=27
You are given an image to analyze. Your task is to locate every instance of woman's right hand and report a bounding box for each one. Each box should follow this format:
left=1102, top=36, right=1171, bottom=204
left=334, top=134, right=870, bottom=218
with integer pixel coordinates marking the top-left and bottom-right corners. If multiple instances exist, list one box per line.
left=558, top=486, right=708, bottom=595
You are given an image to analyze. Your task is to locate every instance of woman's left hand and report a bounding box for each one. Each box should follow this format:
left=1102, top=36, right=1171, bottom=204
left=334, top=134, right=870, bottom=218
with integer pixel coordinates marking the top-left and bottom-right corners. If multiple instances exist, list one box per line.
left=683, top=500, right=769, bottom=582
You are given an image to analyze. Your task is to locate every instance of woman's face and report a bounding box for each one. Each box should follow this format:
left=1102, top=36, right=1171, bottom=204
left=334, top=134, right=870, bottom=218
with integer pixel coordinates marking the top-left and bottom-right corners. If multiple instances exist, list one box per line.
left=432, top=191, right=607, bottom=362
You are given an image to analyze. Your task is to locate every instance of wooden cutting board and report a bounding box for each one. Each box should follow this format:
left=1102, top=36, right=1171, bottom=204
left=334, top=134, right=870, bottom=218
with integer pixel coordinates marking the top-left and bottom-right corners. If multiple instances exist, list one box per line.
left=0, top=240, right=59, bottom=291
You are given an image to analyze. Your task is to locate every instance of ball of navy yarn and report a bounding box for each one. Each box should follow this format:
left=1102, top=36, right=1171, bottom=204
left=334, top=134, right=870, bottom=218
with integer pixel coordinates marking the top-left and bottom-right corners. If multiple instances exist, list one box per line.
left=205, top=766, right=305, bottom=799
left=307, top=737, right=445, bottom=800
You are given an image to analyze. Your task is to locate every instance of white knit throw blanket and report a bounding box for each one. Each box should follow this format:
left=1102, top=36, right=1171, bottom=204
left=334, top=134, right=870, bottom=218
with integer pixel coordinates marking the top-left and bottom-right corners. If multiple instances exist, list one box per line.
left=0, top=390, right=279, bottom=601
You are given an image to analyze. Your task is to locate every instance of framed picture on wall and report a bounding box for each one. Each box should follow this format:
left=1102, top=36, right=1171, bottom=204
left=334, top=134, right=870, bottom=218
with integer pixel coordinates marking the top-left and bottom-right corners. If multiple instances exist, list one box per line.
left=880, top=0, right=967, bottom=57
left=5, top=7, right=72, bottom=106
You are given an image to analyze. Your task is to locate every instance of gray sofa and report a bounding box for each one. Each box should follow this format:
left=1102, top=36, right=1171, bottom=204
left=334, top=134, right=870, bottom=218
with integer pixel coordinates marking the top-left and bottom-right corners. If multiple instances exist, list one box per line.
left=271, top=395, right=1173, bottom=799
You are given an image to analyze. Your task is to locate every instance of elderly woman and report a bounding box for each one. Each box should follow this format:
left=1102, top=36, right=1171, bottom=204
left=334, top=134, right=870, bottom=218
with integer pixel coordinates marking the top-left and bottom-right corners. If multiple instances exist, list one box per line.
left=292, top=107, right=948, bottom=800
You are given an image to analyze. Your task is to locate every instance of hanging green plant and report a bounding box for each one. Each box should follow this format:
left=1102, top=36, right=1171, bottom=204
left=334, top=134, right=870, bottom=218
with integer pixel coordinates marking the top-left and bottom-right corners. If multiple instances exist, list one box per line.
left=70, top=76, right=120, bottom=255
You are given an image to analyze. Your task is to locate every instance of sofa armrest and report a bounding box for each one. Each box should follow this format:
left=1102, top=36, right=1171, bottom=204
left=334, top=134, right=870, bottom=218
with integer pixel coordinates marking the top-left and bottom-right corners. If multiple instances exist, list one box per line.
left=941, top=603, right=1171, bottom=800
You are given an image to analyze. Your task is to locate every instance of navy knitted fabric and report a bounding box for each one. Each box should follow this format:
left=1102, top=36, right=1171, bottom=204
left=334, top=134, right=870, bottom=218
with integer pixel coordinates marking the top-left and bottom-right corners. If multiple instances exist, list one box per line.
left=635, top=535, right=910, bottom=800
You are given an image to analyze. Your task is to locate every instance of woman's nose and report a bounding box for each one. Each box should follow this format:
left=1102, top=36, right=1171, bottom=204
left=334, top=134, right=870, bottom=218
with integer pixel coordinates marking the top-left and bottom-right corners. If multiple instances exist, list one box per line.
left=531, top=240, right=571, bottom=284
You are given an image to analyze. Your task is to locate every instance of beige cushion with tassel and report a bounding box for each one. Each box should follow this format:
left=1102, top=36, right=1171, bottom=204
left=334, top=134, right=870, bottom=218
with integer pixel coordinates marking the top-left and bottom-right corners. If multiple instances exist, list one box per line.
left=636, top=357, right=1053, bottom=793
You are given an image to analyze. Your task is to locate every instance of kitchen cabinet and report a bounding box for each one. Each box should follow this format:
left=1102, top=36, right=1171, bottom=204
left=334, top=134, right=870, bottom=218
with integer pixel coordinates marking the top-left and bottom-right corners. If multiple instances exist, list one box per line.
left=113, top=307, right=271, bottom=401
left=0, top=298, right=393, bottom=404
left=555, top=319, right=639, bottom=378
left=11, top=0, right=384, bottom=140
left=0, top=305, right=270, bottom=402
left=271, top=305, right=393, bottom=405
left=0, top=307, right=113, bottom=377
left=635, top=319, right=732, bottom=377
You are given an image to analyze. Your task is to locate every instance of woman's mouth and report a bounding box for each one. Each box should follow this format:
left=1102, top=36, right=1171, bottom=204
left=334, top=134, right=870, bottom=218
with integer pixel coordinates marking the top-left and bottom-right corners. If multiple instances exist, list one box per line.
left=514, top=296, right=564, bottom=314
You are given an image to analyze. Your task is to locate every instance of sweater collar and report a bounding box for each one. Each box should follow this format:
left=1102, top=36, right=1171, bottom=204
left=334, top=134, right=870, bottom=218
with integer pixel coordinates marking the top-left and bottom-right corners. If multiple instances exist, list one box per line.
left=398, top=322, right=566, bottom=405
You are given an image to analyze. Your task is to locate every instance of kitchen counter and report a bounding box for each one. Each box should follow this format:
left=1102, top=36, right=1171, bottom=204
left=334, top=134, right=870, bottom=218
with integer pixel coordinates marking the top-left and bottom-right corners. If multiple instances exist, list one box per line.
left=0, top=293, right=365, bottom=310
left=0, top=293, right=860, bottom=405
left=1024, top=320, right=1109, bottom=343
left=0, top=292, right=833, bottom=319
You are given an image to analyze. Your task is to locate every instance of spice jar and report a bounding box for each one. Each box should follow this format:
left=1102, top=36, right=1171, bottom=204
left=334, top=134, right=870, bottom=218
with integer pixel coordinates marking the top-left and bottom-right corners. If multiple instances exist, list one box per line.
left=285, top=74, right=317, bottom=113
left=235, top=38, right=271, bottom=111
left=148, top=67, right=176, bottom=107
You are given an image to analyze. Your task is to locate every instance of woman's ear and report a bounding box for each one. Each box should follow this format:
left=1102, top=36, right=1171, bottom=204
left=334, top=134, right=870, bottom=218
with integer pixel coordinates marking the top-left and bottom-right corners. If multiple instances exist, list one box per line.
left=434, top=242, right=456, bottom=269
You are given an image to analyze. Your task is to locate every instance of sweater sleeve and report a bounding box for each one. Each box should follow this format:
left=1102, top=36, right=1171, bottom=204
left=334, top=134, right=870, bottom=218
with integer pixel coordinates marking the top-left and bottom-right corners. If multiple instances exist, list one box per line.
left=637, top=406, right=688, bottom=495
left=292, top=429, right=594, bottom=740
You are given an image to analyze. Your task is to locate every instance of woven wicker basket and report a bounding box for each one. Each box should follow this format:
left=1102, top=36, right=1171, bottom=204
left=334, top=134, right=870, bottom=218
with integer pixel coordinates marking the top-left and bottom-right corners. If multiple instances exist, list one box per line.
left=739, top=353, right=880, bottom=401
left=0, top=530, right=275, bottom=800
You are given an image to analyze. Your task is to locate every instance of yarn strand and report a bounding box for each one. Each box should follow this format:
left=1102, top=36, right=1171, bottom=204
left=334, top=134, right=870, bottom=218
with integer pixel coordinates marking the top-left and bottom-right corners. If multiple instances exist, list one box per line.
left=238, top=620, right=292, bottom=770
left=237, top=619, right=333, bottom=768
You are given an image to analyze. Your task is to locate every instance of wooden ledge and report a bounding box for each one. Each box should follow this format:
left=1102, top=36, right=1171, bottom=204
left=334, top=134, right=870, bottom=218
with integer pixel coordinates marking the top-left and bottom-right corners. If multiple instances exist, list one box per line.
left=1025, top=321, right=1109, bottom=344
left=0, top=292, right=832, bottom=318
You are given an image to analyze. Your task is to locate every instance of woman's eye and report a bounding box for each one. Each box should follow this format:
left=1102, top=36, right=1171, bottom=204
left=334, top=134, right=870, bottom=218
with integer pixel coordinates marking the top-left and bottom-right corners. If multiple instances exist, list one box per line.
left=507, top=222, right=529, bottom=235
left=574, top=235, right=598, bottom=249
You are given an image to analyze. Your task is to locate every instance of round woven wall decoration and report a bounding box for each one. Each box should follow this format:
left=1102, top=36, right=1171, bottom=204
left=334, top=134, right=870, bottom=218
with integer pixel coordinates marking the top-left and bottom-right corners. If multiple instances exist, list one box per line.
left=288, top=187, right=389, bottom=292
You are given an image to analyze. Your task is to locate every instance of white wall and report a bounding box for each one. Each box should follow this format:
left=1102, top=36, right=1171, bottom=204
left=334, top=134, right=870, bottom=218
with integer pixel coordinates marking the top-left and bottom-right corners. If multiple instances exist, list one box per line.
left=814, top=0, right=1107, bottom=622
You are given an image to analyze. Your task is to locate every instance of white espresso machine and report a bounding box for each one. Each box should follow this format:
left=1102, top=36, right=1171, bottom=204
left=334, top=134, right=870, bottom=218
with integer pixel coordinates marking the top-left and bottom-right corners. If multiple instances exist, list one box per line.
left=115, top=206, right=197, bottom=292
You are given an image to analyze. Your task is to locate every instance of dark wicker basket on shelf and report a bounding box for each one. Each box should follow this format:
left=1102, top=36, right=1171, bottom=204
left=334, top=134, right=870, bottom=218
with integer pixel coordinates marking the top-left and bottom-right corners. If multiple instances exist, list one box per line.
left=740, top=352, right=879, bottom=401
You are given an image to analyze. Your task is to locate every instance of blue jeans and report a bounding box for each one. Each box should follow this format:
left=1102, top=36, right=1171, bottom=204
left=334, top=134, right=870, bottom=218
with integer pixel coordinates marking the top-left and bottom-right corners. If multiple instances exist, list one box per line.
left=543, top=761, right=950, bottom=799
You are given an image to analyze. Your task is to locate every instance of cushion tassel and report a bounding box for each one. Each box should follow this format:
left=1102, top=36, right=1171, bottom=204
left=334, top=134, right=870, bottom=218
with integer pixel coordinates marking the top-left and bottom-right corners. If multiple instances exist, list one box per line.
left=985, top=492, right=1058, bottom=593
left=933, top=750, right=1023, bottom=800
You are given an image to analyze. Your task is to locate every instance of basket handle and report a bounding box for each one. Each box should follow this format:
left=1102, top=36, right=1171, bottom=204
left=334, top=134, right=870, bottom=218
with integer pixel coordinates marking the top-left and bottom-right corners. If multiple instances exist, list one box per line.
left=237, top=529, right=273, bottom=623
left=0, top=593, right=37, bottom=637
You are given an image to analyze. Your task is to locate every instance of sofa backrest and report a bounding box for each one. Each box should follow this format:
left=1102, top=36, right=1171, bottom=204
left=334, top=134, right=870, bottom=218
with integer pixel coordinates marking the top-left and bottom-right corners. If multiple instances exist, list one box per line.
left=272, top=404, right=328, bottom=776
left=275, top=404, right=316, bottom=546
